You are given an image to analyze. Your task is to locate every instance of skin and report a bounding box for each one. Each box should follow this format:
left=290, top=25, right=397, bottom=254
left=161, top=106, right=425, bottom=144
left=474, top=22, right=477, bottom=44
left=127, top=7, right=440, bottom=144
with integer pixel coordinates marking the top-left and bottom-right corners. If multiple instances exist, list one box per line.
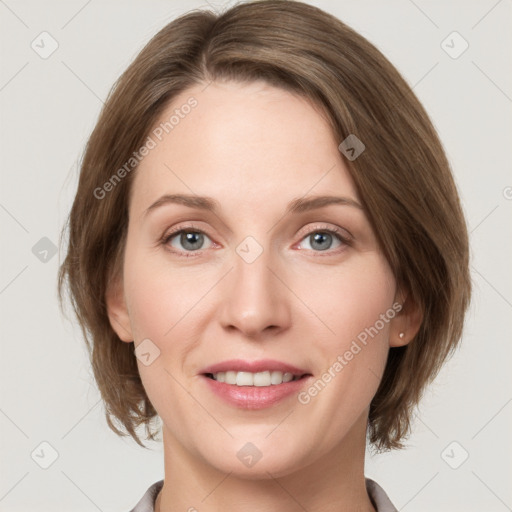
left=107, top=80, right=421, bottom=511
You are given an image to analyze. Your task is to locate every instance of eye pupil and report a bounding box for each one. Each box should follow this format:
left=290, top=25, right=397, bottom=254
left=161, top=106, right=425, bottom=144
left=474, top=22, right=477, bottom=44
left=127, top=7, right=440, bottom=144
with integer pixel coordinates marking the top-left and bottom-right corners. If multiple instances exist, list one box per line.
left=181, top=231, right=203, bottom=251
left=310, top=232, right=332, bottom=251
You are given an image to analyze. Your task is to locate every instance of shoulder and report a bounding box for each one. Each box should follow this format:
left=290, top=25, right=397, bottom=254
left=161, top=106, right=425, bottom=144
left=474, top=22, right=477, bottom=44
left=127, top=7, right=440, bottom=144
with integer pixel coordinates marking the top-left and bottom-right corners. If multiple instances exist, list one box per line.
left=365, top=477, right=398, bottom=512
left=128, top=479, right=163, bottom=512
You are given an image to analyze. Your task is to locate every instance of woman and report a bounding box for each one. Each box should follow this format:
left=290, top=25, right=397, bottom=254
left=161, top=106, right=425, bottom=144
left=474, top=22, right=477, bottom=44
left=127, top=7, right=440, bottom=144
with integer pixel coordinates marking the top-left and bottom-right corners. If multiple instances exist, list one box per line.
left=58, top=1, right=471, bottom=510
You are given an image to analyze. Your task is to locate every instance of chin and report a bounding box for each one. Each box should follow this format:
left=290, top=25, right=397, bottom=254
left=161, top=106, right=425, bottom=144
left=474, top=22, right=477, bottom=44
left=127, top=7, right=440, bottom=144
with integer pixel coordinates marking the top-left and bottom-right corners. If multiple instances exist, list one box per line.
left=197, top=435, right=311, bottom=480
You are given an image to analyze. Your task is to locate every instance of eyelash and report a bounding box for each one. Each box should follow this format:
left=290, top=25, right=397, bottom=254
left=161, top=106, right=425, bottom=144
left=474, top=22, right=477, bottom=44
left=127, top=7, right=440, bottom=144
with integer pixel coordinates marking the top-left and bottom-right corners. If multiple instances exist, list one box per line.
left=160, top=224, right=352, bottom=258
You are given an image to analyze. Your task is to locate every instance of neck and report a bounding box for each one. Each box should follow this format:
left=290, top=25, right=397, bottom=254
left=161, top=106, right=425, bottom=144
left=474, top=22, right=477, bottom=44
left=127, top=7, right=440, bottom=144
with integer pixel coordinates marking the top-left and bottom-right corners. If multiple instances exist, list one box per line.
left=156, top=411, right=376, bottom=512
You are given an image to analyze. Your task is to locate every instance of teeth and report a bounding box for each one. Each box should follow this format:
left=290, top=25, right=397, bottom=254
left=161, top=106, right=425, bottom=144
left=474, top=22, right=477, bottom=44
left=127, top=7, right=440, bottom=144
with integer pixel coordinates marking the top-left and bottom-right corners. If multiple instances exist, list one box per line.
left=211, top=370, right=299, bottom=386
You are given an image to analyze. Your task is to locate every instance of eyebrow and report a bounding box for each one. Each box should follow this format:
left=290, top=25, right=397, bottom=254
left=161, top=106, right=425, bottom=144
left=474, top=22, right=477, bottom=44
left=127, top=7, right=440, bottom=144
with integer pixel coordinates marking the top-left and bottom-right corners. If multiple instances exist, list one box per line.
left=142, top=193, right=364, bottom=219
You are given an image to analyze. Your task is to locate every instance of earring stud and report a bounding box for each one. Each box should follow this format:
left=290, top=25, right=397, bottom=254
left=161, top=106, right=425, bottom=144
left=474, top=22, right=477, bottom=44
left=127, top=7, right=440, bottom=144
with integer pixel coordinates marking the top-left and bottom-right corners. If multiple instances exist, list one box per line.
left=399, top=332, right=405, bottom=339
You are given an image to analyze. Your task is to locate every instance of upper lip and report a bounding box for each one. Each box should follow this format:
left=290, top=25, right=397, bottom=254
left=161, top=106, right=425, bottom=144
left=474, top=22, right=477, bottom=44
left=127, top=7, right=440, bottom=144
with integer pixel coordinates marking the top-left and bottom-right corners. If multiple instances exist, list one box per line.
left=201, top=359, right=310, bottom=376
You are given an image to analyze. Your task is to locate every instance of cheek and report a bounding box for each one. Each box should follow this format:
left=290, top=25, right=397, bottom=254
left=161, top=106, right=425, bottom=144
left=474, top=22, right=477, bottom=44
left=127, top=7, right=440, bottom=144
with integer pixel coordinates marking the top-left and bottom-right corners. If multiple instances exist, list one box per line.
left=302, top=252, right=396, bottom=347
left=301, top=253, right=395, bottom=401
left=123, top=244, right=192, bottom=342
left=125, top=275, right=170, bottom=342
left=298, top=254, right=396, bottom=412
left=122, top=246, right=192, bottom=411
left=122, top=241, right=209, bottom=397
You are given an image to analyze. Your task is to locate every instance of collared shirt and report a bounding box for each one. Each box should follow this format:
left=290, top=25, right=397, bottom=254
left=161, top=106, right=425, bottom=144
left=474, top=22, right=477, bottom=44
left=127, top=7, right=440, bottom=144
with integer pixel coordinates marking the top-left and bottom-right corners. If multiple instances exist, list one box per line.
left=129, top=478, right=398, bottom=511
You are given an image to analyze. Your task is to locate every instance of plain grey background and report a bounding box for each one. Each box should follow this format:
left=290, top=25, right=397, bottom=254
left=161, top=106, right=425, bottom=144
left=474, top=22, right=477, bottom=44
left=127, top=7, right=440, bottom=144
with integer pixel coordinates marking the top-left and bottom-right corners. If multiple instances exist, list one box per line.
left=0, top=0, right=511, bottom=510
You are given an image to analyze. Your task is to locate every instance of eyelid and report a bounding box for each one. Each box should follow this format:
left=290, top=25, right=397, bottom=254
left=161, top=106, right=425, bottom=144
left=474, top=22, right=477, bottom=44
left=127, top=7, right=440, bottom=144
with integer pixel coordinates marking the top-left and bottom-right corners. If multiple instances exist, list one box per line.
left=295, top=222, right=353, bottom=244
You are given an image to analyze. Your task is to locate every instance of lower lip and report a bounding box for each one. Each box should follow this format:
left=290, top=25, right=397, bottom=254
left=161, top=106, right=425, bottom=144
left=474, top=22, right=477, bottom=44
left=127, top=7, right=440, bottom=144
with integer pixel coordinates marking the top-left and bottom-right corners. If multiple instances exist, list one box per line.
left=201, top=375, right=312, bottom=409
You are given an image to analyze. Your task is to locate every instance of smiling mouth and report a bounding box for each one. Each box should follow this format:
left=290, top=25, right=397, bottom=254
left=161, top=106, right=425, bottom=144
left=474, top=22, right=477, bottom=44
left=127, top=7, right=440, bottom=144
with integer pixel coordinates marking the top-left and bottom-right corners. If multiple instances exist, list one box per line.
left=203, top=370, right=311, bottom=386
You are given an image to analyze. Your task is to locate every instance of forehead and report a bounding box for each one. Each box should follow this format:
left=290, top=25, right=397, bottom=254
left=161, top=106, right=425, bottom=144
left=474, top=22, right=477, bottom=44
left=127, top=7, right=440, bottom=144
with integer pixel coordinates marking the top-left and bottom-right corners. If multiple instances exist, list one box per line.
left=130, top=80, right=359, bottom=216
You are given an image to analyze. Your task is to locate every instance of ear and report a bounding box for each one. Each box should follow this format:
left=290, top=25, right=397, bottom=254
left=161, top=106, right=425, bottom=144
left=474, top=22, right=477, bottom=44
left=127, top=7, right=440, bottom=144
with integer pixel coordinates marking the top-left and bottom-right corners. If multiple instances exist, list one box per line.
left=389, top=288, right=423, bottom=348
left=105, top=272, right=133, bottom=343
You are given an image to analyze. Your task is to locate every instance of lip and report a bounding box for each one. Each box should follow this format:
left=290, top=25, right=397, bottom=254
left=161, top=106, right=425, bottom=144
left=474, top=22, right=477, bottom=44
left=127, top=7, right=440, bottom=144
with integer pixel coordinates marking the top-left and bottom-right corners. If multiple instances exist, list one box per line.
left=200, top=358, right=309, bottom=376
left=199, top=359, right=312, bottom=410
left=201, top=374, right=313, bottom=410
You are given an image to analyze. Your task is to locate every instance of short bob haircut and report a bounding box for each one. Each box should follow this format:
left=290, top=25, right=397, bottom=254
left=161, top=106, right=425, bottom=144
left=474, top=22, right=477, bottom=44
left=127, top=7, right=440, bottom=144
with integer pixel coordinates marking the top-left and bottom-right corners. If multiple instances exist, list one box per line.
left=58, top=0, right=471, bottom=452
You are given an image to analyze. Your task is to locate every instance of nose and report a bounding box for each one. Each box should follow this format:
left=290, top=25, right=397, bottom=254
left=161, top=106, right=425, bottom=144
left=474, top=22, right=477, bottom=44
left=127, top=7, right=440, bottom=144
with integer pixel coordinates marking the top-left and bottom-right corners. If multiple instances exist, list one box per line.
left=218, top=245, right=292, bottom=339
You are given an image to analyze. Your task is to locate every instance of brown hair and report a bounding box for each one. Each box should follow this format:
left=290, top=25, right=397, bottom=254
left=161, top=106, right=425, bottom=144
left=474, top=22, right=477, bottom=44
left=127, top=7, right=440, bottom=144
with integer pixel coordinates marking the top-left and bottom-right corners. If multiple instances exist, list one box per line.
left=58, top=0, right=471, bottom=452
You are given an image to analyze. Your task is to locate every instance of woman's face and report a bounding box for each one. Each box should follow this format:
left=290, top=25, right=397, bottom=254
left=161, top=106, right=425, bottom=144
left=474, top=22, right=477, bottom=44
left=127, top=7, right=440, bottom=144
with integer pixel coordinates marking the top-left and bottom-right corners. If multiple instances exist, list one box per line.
left=108, top=79, right=408, bottom=477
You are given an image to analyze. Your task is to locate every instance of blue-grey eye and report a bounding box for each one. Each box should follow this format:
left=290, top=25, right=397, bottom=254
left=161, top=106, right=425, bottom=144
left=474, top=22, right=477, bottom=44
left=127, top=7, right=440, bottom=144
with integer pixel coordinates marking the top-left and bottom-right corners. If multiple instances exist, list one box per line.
left=300, top=231, right=343, bottom=252
left=167, top=230, right=212, bottom=252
